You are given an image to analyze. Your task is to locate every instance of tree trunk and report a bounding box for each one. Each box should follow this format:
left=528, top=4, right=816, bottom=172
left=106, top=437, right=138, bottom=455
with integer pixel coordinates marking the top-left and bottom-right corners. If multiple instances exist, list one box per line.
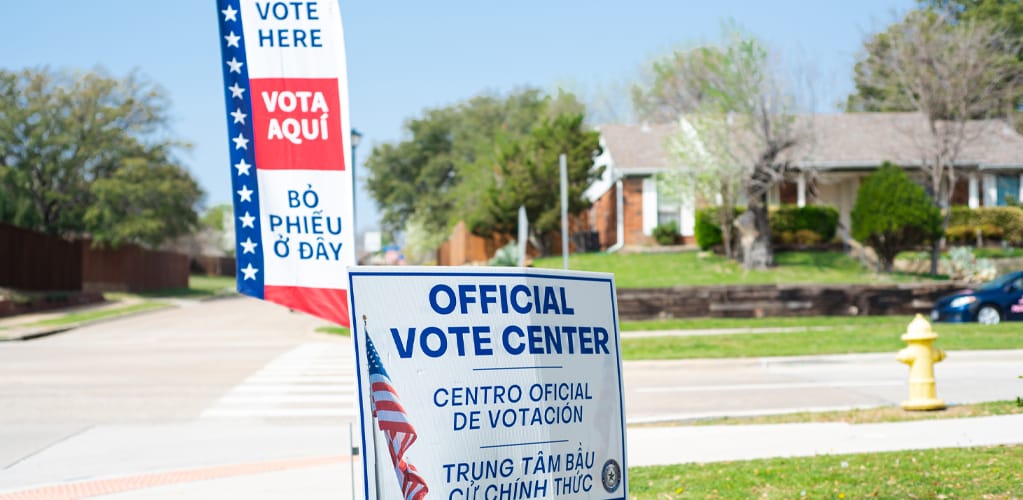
left=735, top=196, right=773, bottom=270
left=719, top=207, right=734, bottom=259
left=747, top=202, right=773, bottom=269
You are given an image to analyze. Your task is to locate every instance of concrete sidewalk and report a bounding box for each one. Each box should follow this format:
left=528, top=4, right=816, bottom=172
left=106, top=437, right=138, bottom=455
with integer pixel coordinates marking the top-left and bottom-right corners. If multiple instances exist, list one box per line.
left=2, top=415, right=1022, bottom=499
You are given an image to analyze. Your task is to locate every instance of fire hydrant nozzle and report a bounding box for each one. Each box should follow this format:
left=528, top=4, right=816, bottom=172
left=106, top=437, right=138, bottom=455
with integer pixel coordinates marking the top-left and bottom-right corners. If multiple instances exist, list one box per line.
left=896, top=314, right=946, bottom=411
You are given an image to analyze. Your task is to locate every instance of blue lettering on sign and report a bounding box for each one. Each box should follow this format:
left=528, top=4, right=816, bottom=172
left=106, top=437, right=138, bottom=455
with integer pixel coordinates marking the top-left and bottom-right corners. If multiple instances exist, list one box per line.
left=254, top=2, right=323, bottom=48
left=388, top=323, right=608, bottom=359
left=267, top=185, right=344, bottom=261
left=427, top=284, right=575, bottom=316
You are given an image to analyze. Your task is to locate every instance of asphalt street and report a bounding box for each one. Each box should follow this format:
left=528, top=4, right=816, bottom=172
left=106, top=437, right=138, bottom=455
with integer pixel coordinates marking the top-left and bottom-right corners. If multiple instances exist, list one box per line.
left=0, top=296, right=1020, bottom=495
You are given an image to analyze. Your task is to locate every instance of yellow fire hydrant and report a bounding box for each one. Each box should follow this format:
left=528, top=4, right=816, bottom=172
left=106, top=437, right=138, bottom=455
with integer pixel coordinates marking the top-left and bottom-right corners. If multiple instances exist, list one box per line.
left=896, top=314, right=946, bottom=411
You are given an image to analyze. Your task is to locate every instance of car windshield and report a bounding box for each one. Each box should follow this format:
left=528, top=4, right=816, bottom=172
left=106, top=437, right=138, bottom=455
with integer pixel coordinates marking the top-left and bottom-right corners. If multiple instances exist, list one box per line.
left=977, top=273, right=1021, bottom=291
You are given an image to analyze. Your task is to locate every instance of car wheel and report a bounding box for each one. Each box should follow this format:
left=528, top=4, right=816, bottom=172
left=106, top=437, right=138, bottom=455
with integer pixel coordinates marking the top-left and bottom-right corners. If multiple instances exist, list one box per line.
left=977, top=305, right=1001, bottom=325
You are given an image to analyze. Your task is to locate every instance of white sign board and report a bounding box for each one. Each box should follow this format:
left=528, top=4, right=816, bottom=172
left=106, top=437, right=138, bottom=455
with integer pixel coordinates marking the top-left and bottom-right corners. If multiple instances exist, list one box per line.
left=348, top=267, right=628, bottom=500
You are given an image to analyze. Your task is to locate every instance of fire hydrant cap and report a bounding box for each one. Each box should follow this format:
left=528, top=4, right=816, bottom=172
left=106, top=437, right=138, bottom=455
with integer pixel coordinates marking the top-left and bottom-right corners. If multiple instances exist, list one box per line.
left=901, top=313, right=938, bottom=341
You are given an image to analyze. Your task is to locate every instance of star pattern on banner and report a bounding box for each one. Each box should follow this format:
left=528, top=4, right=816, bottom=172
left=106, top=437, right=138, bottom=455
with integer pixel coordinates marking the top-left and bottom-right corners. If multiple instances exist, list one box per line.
left=224, top=31, right=240, bottom=48
left=239, top=211, right=255, bottom=228
left=226, top=57, right=244, bottom=74
left=237, top=185, right=254, bottom=202
left=228, top=82, right=245, bottom=99
left=240, top=263, right=259, bottom=280
left=232, top=132, right=249, bottom=150
left=221, top=1, right=261, bottom=293
left=240, top=237, right=258, bottom=254
left=234, top=159, right=251, bottom=176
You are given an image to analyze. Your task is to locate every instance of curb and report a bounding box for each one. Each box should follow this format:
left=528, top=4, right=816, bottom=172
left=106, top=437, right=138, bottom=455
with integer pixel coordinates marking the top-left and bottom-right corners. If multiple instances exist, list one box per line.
left=0, top=302, right=178, bottom=342
left=0, top=455, right=348, bottom=500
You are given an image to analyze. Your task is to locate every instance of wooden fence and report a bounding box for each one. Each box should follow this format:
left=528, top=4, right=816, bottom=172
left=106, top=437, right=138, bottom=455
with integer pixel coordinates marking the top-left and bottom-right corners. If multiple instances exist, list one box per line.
left=0, top=223, right=82, bottom=291
left=81, top=241, right=189, bottom=292
left=191, top=256, right=236, bottom=276
left=0, top=224, right=190, bottom=293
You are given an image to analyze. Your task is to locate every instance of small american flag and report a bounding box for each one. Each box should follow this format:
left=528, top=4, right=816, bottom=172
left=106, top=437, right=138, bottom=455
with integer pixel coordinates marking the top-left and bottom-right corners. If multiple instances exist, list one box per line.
left=367, top=334, right=429, bottom=500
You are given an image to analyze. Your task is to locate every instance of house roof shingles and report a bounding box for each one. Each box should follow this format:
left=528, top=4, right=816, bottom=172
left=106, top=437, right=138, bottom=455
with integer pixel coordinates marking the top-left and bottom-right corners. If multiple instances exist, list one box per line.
left=600, top=113, right=1023, bottom=172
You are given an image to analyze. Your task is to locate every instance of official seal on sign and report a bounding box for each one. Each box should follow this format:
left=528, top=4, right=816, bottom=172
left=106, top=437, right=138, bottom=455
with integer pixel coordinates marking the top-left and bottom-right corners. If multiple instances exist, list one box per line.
left=601, top=459, right=622, bottom=493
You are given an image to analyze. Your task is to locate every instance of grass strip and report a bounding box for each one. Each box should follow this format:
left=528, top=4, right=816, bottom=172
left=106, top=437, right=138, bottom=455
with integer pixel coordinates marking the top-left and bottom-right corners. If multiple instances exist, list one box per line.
left=316, top=326, right=350, bottom=336
left=641, top=401, right=1023, bottom=427
left=621, top=319, right=1023, bottom=360
left=29, top=301, right=169, bottom=328
left=628, top=445, right=1023, bottom=499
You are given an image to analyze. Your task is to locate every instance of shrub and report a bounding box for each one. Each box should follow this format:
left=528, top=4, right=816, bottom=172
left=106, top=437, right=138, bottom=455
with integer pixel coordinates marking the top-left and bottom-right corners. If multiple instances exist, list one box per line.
left=945, top=225, right=974, bottom=244
left=770, top=205, right=840, bottom=242
left=694, top=207, right=744, bottom=250
left=948, top=206, right=1023, bottom=244
left=851, top=163, right=942, bottom=271
left=652, top=221, right=679, bottom=245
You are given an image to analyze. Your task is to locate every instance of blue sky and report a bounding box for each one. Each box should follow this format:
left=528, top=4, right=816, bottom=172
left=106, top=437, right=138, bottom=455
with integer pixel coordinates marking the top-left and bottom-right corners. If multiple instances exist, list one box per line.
left=4, top=0, right=912, bottom=235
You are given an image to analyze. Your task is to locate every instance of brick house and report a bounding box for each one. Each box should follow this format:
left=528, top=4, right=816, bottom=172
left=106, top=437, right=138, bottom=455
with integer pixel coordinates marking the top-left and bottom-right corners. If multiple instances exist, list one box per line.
left=584, top=113, right=1023, bottom=250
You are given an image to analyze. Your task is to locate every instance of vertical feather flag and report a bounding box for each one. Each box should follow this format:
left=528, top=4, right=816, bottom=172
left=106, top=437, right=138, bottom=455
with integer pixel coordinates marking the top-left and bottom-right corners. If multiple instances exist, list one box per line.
left=216, top=0, right=356, bottom=326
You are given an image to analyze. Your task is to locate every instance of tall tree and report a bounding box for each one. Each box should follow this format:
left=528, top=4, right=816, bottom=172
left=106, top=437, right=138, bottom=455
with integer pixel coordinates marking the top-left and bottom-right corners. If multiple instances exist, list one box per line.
left=0, top=68, right=202, bottom=247
left=631, top=48, right=718, bottom=123
left=475, top=114, right=603, bottom=254
left=653, top=31, right=805, bottom=269
left=847, top=10, right=1022, bottom=273
left=666, top=113, right=746, bottom=259
left=363, top=88, right=585, bottom=240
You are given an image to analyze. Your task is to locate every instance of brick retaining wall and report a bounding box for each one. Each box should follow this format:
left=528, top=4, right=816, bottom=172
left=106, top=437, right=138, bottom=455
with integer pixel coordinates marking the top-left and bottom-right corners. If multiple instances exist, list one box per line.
left=616, top=283, right=964, bottom=320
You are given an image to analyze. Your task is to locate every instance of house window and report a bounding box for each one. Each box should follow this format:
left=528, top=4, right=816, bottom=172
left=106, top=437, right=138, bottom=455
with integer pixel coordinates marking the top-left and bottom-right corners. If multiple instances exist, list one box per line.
left=995, top=175, right=1021, bottom=205
left=656, top=182, right=681, bottom=230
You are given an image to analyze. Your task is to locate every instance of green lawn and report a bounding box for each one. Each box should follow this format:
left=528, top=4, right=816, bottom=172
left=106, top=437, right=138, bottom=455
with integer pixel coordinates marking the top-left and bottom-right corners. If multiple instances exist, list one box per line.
left=620, top=316, right=1023, bottom=360
left=533, top=251, right=940, bottom=288
left=662, top=400, right=1023, bottom=427
left=628, top=445, right=1022, bottom=499
left=316, top=326, right=350, bottom=336
left=29, top=301, right=170, bottom=328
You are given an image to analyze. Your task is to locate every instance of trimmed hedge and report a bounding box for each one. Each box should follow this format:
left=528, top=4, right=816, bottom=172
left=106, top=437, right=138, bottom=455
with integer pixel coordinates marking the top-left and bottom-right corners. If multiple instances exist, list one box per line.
left=948, top=206, right=1023, bottom=244
left=770, top=205, right=839, bottom=244
left=695, top=205, right=838, bottom=250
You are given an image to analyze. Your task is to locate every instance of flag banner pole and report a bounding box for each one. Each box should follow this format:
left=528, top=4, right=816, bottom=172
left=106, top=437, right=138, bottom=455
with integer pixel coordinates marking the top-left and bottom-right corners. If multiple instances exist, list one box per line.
left=215, top=0, right=356, bottom=326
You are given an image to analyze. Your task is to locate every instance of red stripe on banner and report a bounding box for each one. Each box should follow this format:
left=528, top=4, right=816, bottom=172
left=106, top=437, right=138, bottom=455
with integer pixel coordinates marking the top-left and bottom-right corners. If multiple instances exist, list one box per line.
left=264, top=286, right=349, bottom=327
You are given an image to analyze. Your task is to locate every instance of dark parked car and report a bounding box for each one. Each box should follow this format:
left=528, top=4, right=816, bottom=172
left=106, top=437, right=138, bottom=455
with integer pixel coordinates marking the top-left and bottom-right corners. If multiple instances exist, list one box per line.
left=931, top=270, right=1023, bottom=325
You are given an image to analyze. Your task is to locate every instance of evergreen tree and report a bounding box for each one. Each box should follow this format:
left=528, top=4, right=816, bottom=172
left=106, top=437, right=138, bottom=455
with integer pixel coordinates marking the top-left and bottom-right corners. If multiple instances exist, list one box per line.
left=851, top=163, right=942, bottom=271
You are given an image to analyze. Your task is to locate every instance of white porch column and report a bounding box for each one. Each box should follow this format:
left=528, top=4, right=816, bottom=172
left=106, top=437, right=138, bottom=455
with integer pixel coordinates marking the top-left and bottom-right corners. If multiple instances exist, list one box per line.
left=982, top=174, right=997, bottom=207
left=968, top=174, right=979, bottom=209
left=1019, top=174, right=1023, bottom=204
left=641, top=177, right=657, bottom=236
left=680, top=188, right=695, bottom=237
left=796, top=172, right=807, bottom=207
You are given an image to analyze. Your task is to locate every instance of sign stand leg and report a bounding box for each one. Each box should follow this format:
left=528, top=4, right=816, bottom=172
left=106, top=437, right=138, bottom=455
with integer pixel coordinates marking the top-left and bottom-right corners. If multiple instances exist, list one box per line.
left=349, top=422, right=356, bottom=500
